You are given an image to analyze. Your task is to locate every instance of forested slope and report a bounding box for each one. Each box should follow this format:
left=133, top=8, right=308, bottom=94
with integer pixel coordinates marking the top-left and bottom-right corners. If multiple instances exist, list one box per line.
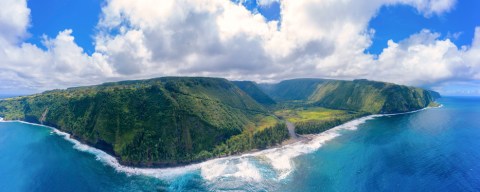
left=261, top=78, right=439, bottom=114
left=258, top=78, right=326, bottom=101
left=0, top=77, right=440, bottom=167
left=232, top=81, right=276, bottom=106
left=0, top=77, right=288, bottom=167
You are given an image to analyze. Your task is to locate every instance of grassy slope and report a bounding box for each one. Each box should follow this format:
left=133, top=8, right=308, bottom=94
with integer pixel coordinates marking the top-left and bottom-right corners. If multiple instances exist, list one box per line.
left=0, top=77, right=288, bottom=167
left=274, top=107, right=367, bottom=134
left=275, top=107, right=355, bottom=123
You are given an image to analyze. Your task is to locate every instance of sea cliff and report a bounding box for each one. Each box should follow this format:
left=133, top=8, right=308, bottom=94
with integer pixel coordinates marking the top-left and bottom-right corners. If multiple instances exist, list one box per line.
left=0, top=77, right=439, bottom=167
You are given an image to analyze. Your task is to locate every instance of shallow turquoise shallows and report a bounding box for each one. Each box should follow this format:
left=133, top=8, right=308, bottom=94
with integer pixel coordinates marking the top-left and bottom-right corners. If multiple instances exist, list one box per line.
left=1, top=97, right=480, bottom=192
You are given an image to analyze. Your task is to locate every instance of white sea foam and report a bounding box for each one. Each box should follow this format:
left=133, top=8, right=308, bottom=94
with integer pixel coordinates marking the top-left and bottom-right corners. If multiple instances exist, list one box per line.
left=253, top=114, right=381, bottom=179
left=44, top=126, right=203, bottom=179
left=200, top=158, right=262, bottom=181
left=0, top=107, right=432, bottom=182
left=231, top=159, right=262, bottom=181
left=200, top=159, right=229, bottom=181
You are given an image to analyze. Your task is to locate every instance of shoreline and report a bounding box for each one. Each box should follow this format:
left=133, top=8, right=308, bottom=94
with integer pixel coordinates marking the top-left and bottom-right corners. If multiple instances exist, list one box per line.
left=0, top=105, right=441, bottom=177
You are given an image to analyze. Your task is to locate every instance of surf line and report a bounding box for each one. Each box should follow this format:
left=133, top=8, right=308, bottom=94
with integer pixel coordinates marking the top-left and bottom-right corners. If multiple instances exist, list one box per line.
left=0, top=105, right=437, bottom=181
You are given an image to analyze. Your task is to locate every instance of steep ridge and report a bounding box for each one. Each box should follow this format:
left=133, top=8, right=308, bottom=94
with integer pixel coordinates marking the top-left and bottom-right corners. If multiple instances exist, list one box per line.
left=0, top=77, right=440, bottom=167
left=261, top=78, right=440, bottom=135
left=0, top=77, right=288, bottom=167
left=232, top=81, right=276, bottom=106
left=308, top=79, right=438, bottom=113
left=260, top=78, right=439, bottom=114
left=258, top=78, right=326, bottom=101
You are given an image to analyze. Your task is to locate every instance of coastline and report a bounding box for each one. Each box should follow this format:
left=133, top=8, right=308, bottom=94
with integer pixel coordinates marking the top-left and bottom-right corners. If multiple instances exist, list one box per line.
left=0, top=104, right=441, bottom=179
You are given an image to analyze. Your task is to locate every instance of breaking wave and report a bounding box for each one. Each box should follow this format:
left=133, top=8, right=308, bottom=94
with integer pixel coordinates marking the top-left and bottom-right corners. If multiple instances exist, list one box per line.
left=0, top=107, right=432, bottom=183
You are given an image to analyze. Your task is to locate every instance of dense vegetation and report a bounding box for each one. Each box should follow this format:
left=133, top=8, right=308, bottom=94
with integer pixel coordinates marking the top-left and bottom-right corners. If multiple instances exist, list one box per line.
left=294, top=115, right=362, bottom=134
left=428, top=90, right=442, bottom=100
left=0, top=77, right=288, bottom=167
left=274, top=107, right=367, bottom=134
left=212, top=122, right=289, bottom=157
left=275, top=107, right=358, bottom=123
left=309, top=79, right=437, bottom=113
left=232, top=81, right=276, bottom=106
left=258, top=78, right=326, bottom=101
left=0, top=77, right=440, bottom=167
left=261, top=79, right=439, bottom=114
left=263, top=78, right=440, bottom=134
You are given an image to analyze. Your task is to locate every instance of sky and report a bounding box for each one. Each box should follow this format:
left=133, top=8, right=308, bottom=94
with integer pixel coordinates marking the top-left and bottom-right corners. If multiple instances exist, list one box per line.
left=0, top=0, right=479, bottom=96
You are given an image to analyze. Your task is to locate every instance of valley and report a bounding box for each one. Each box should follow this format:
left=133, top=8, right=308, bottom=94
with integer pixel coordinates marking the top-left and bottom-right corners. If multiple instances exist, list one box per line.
left=0, top=77, right=439, bottom=167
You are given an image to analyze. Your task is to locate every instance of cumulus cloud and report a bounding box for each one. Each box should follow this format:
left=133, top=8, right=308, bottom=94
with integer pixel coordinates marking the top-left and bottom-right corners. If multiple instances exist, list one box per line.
left=374, top=30, right=466, bottom=85
left=2, top=0, right=480, bottom=94
left=256, top=0, right=280, bottom=7
left=371, top=26, right=480, bottom=87
left=0, top=0, right=30, bottom=44
left=93, top=0, right=466, bottom=84
left=95, top=0, right=280, bottom=79
left=465, top=27, right=480, bottom=79
left=0, top=29, right=112, bottom=91
left=396, top=0, right=457, bottom=16
left=0, top=0, right=111, bottom=92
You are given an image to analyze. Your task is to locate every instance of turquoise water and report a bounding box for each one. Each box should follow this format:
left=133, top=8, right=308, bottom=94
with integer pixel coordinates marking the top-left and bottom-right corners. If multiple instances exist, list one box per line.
left=1, top=97, right=480, bottom=191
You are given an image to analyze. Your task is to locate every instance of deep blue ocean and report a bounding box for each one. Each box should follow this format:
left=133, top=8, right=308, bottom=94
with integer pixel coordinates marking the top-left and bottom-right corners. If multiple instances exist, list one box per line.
left=1, top=97, right=480, bottom=192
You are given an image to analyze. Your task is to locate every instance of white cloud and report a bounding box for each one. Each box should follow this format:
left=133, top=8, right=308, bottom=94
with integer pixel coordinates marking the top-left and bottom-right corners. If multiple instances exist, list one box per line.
left=374, top=30, right=466, bottom=85
left=95, top=0, right=279, bottom=79
left=372, top=26, right=480, bottom=88
left=396, top=0, right=456, bottom=16
left=0, top=0, right=30, bottom=44
left=2, top=0, right=479, bottom=95
left=0, top=29, right=111, bottom=91
left=465, top=27, right=480, bottom=79
left=256, top=0, right=280, bottom=7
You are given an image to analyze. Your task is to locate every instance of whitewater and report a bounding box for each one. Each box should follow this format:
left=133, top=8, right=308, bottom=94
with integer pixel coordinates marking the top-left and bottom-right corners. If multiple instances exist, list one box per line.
left=0, top=107, right=436, bottom=183
left=7, top=98, right=480, bottom=192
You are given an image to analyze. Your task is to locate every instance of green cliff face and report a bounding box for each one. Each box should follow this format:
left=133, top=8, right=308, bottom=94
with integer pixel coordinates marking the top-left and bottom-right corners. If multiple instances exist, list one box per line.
left=0, top=77, right=288, bottom=167
left=0, top=77, right=439, bottom=167
left=308, top=79, right=438, bottom=113
left=261, top=78, right=440, bottom=134
left=259, top=78, right=326, bottom=101
left=260, top=79, right=439, bottom=114
left=232, top=81, right=276, bottom=106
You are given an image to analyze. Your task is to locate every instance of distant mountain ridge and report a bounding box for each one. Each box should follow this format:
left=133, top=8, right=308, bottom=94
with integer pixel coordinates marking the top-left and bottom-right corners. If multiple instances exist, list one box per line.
left=258, top=78, right=327, bottom=101
left=259, top=78, right=440, bottom=114
left=232, top=81, right=276, bottom=106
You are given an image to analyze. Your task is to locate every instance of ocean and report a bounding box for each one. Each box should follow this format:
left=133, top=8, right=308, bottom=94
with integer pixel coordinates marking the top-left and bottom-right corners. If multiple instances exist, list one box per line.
left=1, top=96, right=479, bottom=191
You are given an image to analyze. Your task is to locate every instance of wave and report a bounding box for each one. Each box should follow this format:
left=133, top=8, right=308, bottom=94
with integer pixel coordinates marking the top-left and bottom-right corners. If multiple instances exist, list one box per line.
left=0, top=107, right=432, bottom=182
left=52, top=127, right=210, bottom=179
left=252, top=114, right=382, bottom=179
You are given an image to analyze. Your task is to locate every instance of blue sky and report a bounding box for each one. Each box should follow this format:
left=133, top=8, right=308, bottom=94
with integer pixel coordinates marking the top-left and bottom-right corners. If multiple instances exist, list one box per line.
left=26, top=0, right=282, bottom=54
left=27, top=0, right=101, bottom=54
left=25, top=0, right=478, bottom=56
left=368, top=0, right=480, bottom=55
left=1, top=0, right=479, bottom=95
